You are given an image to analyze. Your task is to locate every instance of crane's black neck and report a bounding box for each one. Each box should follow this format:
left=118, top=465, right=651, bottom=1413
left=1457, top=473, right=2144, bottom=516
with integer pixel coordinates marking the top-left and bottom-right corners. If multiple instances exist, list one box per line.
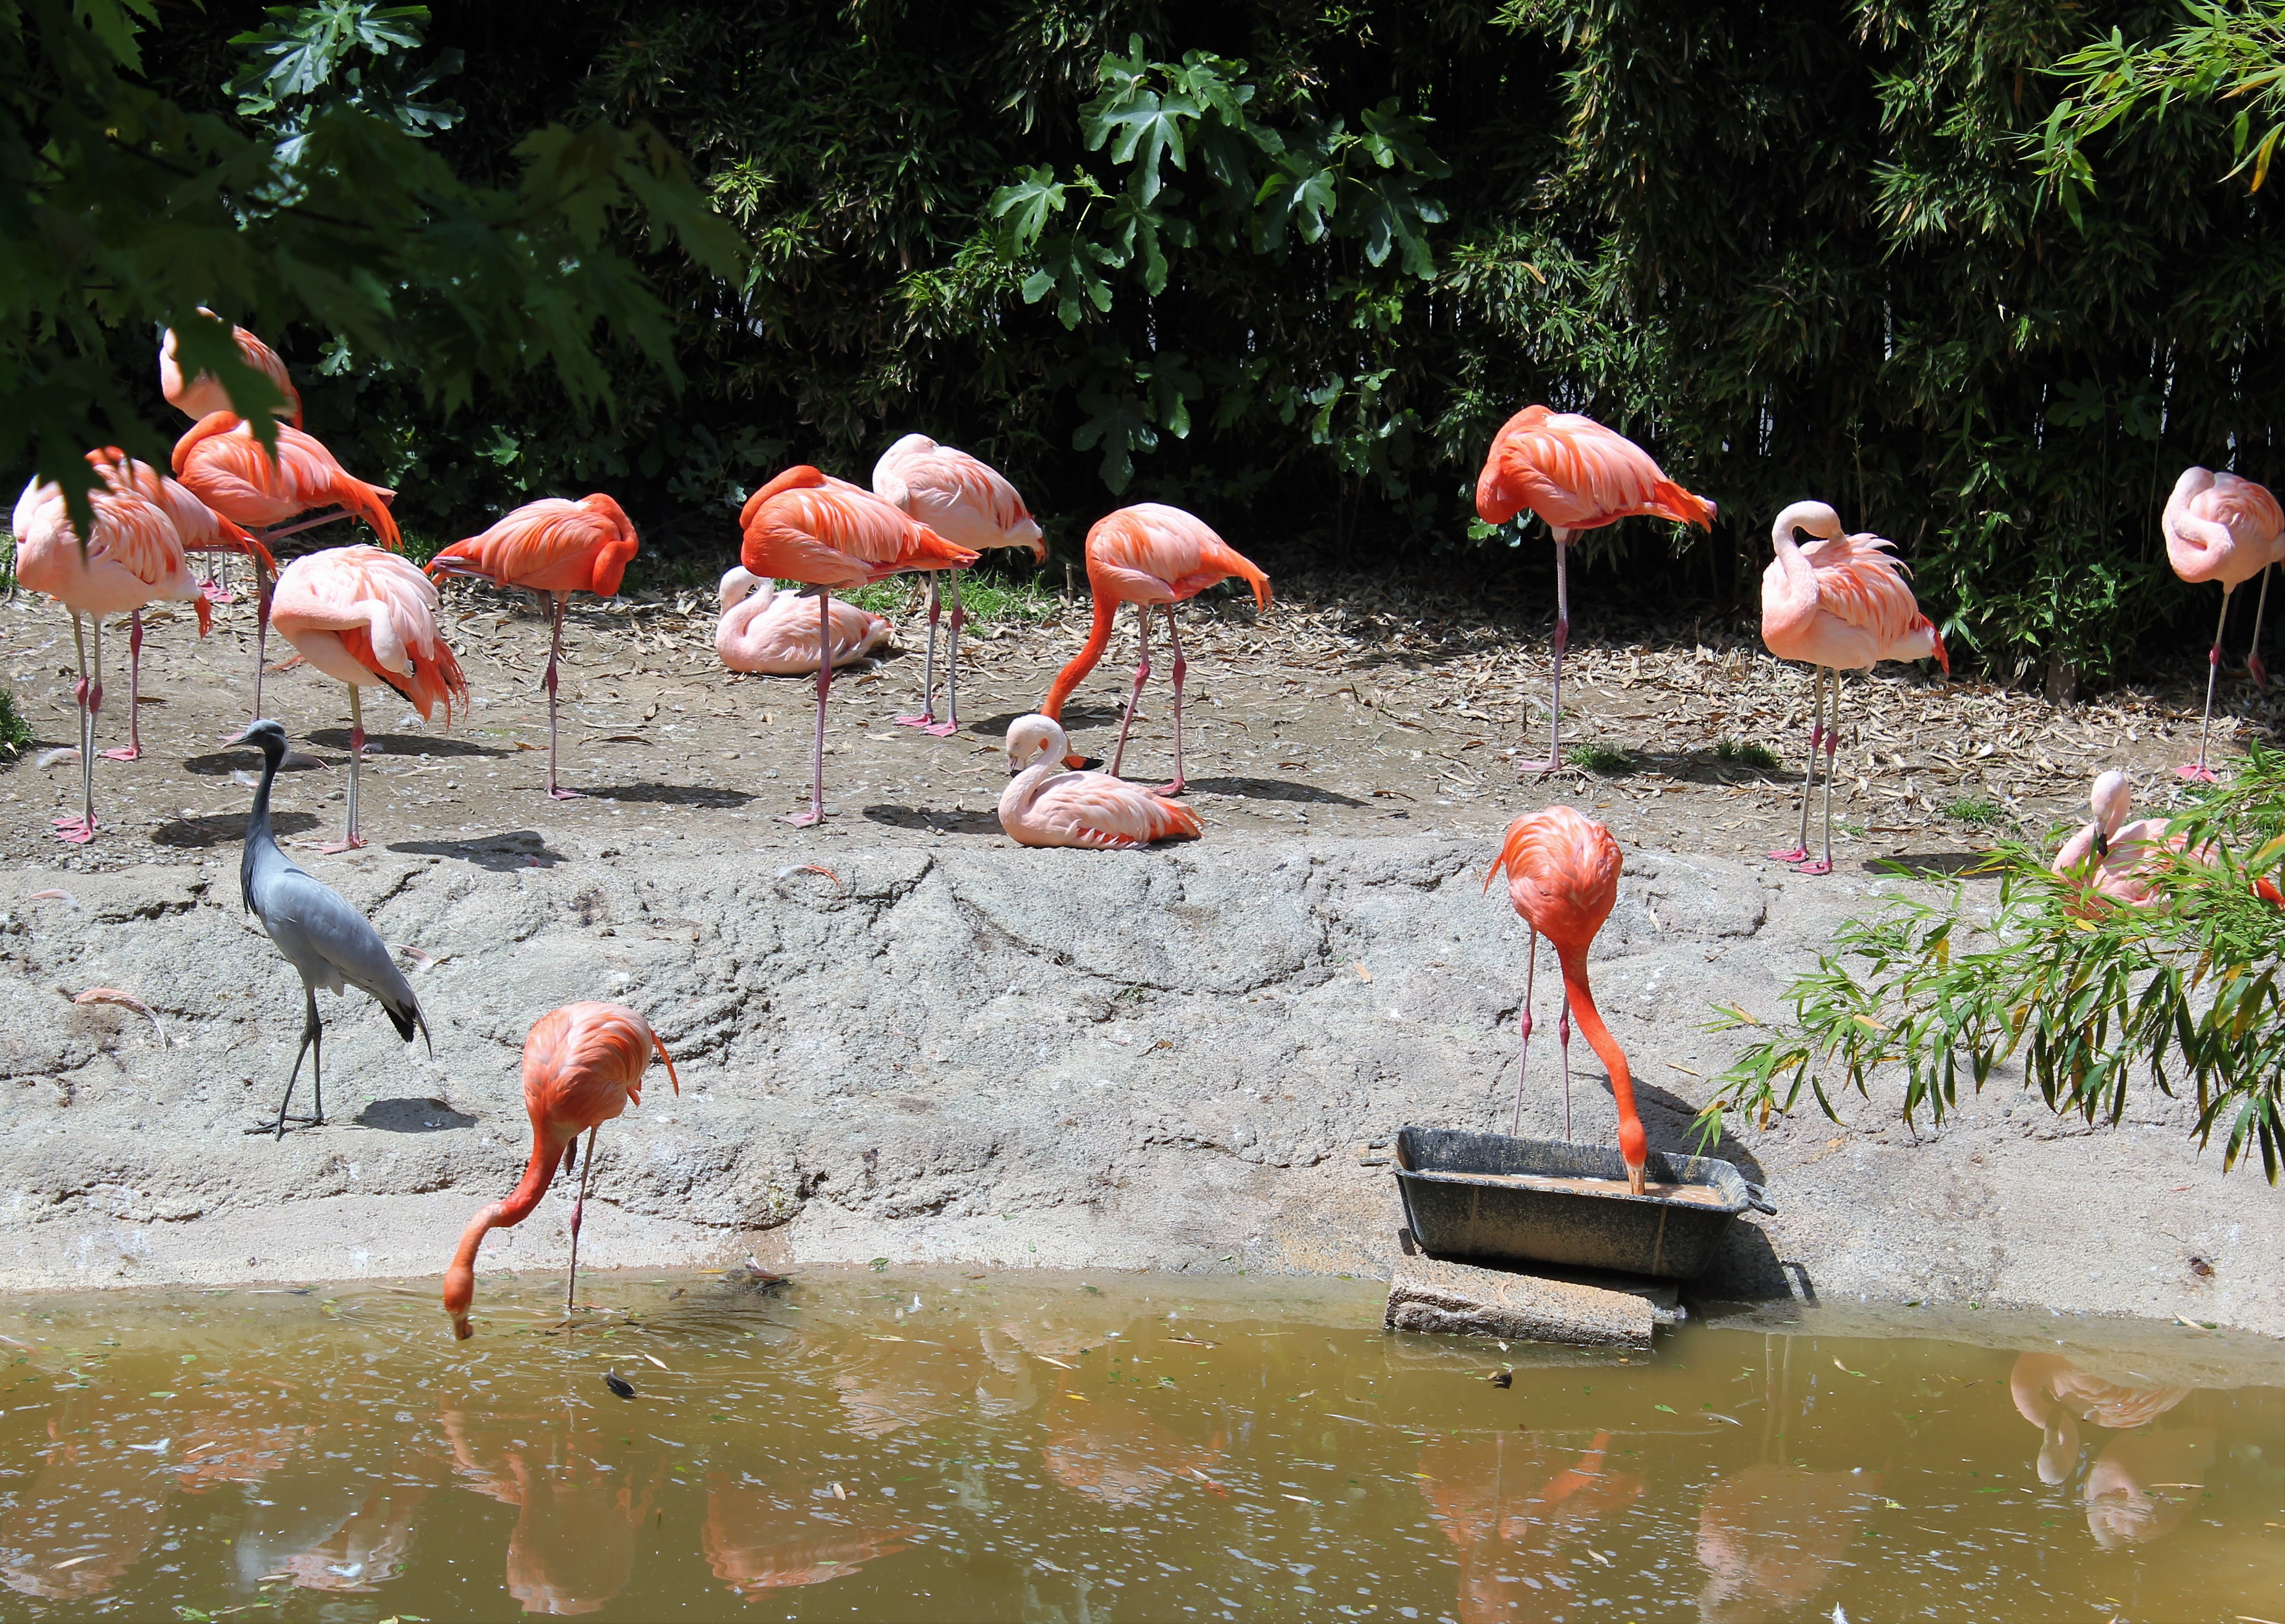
left=242, top=732, right=285, bottom=911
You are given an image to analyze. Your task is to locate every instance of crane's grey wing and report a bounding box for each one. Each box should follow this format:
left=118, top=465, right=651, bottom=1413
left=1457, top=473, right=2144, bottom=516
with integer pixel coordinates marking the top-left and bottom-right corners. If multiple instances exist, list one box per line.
left=259, top=868, right=426, bottom=1045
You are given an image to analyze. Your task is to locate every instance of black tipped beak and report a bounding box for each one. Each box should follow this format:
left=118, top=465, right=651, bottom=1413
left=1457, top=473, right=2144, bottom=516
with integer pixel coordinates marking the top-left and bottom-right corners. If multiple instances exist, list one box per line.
left=2093, top=829, right=2109, bottom=860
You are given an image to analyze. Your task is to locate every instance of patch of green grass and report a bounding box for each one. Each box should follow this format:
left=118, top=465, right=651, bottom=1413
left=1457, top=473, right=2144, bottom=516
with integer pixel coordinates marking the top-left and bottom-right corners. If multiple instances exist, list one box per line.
left=1565, top=741, right=1633, bottom=774
left=1714, top=737, right=1782, bottom=772
left=0, top=688, right=29, bottom=758
left=838, top=570, right=1059, bottom=626
left=1946, top=797, right=2004, bottom=826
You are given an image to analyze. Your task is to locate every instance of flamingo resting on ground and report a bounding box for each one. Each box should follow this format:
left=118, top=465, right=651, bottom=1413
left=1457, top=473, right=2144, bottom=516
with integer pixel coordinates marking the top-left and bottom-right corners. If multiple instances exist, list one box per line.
left=999, top=714, right=1202, bottom=848
left=871, top=433, right=1045, bottom=734
left=160, top=312, right=303, bottom=427
left=1487, top=806, right=1647, bottom=1193
left=2163, top=466, right=2284, bottom=781
left=738, top=466, right=977, bottom=825
left=269, top=545, right=468, bottom=852
left=1760, top=501, right=1949, bottom=875
left=425, top=494, right=640, bottom=799
left=2051, top=767, right=2285, bottom=911
left=714, top=568, right=892, bottom=674
left=442, top=1001, right=679, bottom=1338
left=11, top=460, right=223, bottom=840
left=172, top=411, right=400, bottom=727
left=1040, top=504, right=1270, bottom=793
left=1475, top=407, right=1715, bottom=775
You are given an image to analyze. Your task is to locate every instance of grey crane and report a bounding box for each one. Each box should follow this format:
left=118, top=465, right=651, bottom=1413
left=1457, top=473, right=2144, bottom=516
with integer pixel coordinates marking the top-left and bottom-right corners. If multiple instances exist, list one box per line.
left=235, top=719, right=430, bottom=1138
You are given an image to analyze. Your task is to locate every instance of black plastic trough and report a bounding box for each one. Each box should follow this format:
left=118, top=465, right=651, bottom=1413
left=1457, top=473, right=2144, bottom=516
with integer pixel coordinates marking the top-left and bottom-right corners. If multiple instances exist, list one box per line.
left=1393, top=1126, right=1775, bottom=1281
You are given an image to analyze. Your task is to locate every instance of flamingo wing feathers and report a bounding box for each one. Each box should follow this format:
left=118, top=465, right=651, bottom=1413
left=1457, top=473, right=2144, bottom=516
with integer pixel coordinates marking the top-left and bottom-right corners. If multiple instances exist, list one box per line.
left=1487, top=806, right=1622, bottom=945
left=1029, top=772, right=1202, bottom=848
left=161, top=319, right=303, bottom=427
left=429, top=495, right=638, bottom=595
left=742, top=473, right=978, bottom=589
left=523, top=1001, right=667, bottom=1128
left=1477, top=406, right=1715, bottom=533
left=171, top=414, right=400, bottom=547
left=875, top=437, right=1044, bottom=557
left=272, top=545, right=468, bottom=723
left=1087, top=504, right=1271, bottom=611
left=1797, top=532, right=1934, bottom=650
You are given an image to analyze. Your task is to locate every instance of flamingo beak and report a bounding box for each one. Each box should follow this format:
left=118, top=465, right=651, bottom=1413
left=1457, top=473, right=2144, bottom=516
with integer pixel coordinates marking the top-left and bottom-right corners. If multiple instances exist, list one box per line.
left=2093, top=828, right=2109, bottom=861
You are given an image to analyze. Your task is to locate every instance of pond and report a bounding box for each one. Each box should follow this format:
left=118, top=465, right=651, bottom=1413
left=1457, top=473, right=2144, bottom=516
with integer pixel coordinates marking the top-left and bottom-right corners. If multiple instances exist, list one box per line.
left=0, top=1270, right=2276, bottom=1620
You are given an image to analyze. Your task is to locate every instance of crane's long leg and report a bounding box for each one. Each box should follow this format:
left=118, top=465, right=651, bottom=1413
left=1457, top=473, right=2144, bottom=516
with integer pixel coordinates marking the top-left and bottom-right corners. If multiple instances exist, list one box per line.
left=53, top=613, right=97, bottom=843
left=2249, top=565, right=2274, bottom=689
left=255, top=986, right=325, bottom=1138
left=101, top=610, right=144, bottom=761
left=1802, top=673, right=1843, bottom=877
left=1156, top=606, right=1188, bottom=797
left=786, top=592, right=832, bottom=826
left=928, top=572, right=965, bottom=737
left=1110, top=606, right=1154, bottom=780
left=545, top=593, right=579, bottom=800
left=320, top=685, right=369, bottom=852
left=1769, top=666, right=1826, bottom=865
left=896, top=574, right=942, bottom=730
left=565, top=1124, right=598, bottom=1316
left=1519, top=532, right=1571, bottom=776
left=2180, top=588, right=2234, bottom=783
left=1510, top=929, right=1539, bottom=1138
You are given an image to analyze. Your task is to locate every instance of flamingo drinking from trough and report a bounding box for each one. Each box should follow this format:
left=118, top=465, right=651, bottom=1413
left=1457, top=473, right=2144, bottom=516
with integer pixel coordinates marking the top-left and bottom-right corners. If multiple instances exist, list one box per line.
left=1760, top=500, right=1949, bottom=875
left=738, top=466, right=978, bottom=825
left=871, top=434, right=1045, bottom=734
left=999, top=714, right=1202, bottom=849
left=172, top=411, right=400, bottom=726
left=442, top=1001, right=679, bottom=1338
left=425, top=494, right=640, bottom=799
left=1475, top=407, right=1715, bottom=774
left=269, top=545, right=468, bottom=852
left=2163, top=466, right=2285, bottom=781
left=1040, top=504, right=1270, bottom=793
left=715, top=568, right=892, bottom=674
left=1486, top=806, right=1648, bottom=1194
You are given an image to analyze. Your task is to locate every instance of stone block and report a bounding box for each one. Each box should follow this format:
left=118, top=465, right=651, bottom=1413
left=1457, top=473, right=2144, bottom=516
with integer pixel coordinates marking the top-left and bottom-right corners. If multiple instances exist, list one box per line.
left=1385, top=1255, right=1655, bottom=1350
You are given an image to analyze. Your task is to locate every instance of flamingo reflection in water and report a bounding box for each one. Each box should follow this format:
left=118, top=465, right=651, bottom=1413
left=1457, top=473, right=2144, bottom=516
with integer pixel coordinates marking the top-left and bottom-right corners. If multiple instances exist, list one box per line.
left=2008, top=1353, right=2192, bottom=1482
left=702, top=1471, right=918, bottom=1596
left=1694, top=1463, right=1885, bottom=1624
left=2009, top=1353, right=2209, bottom=1548
left=1415, top=1431, right=1644, bottom=1622
left=443, top=1404, right=666, bottom=1616
left=1041, top=1395, right=1226, bottom=1508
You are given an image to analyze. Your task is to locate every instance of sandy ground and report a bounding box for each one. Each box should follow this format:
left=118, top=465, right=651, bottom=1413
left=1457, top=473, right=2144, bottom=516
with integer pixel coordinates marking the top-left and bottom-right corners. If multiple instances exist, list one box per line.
left=1, top=574, right=2279, bottom=1339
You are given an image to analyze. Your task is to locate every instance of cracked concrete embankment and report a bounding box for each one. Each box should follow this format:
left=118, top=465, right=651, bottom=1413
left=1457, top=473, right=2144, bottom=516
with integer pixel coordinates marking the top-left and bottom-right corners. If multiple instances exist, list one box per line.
left=2, top=836, right=2278, bottom=1338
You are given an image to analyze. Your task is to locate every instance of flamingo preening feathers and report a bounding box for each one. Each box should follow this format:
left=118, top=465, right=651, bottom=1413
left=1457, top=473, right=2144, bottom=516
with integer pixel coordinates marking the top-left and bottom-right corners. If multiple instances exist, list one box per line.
left=715, top=568, right=892, bottom=674
left=2051, top=768, right=2285, bottom=912
left=872, top=434, right=1045, bottom=734
left=2163, top=466, right=2285, bottom=781
left=442, top=1001, right=679, bottom=1339
left=1000, top=714, right=1202, bottom=849
left=739, top=465, right=978, bottom=825
left=1487, top=806, right=1648, bottom=1195
left=1475, top=407, right=1715, bottom=775
left=426, top=494, right=641, bottom=799
left=159, top=314, right=303, bottom=427
left=1040, top=503, right=1271, bottom=794
left=1760, top=501, right=1948, bottom=875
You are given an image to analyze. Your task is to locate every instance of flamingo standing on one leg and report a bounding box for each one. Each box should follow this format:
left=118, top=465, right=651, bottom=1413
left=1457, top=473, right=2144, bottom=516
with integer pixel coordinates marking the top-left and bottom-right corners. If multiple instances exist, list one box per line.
left=11, top=459, right=218, bottom=840
left=999, top=714, right=1202, bottom=848
left=738, top=466, right=977, bottom=826
left=1486, top=806, right=1648, bottom=1194
left=269, top=545, right=468, bottom=853
left=442, top=1001, right=679, bottom=1339
left=871, top=434, right=1045, bottom=734
left=1760, top=501, right=1949, bottom=875
left=2163, top=466, right=2284, bottom=782
left=714, top=568, right=892, bottom=674
left=1039, top=504, right=1270, bottom=793
left=424, top=494, right=640, bottom=799
left=1475, top=407, right=1715, bottom=775
left=172, top=411, right=400, bottom=728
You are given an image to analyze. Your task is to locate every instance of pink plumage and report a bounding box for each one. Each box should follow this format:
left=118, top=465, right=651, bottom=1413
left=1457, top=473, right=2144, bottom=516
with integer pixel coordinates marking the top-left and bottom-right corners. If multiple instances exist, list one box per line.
left=428, top=494, right=640, bottom=597
left=2164, top=467, right=2282, bottom=590
left=999, top=715, right=1202, bottom=849
left=1761, top=503, right=1948, bottom=673
left=1475, top=406, right=1715, bottom=537
left=172, top=413, right=398, bottom=548
left=160, top=314, right=303, bottom=427
left=872, top=435, right=1044, bottom=560
left=715, top=569, right=892, bottom=674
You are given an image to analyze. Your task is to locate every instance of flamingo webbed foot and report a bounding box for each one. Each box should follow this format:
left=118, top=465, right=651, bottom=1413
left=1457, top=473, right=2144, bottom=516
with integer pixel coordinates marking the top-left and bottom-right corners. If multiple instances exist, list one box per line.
left=1766, top=846, right=1810, bottom=864
left=1515, top=758, right=1557, bottom=778
left=891, top=712, right=936, bottom=729
left=547, top=786, right=584, bottom=801
left=1795, top=859, right=1834, bottom=877
left=1153, top=777, right=1186, bottom=797
left=100, top=746, right=142, bottom=762
left=314, top=836, right=367, bottom=854
left=921, top=719, right=958, bottom=738
left=2175, top=764, right=2220, bottom=783
left=49, top=817, right=96, bottom=845
left=782, top=809, right=824, bottom=827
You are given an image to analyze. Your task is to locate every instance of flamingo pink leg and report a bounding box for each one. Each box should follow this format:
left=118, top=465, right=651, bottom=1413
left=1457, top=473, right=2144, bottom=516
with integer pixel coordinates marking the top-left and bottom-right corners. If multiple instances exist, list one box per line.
left=1556, top=986, right=1574, bottom=1142
left=1799, top=675, right=1842, bottom=876
left=2249, top=565, right=2273, bottom=688
left=2179, top=590, right=2232, bottom=783
left=1109, top=605, right=1154, bottom=780
left=895, top=575, right=942, bottom=729
left=101, top=609, right=144, bottom=761
left=1510, top=928, right=1539, bottom=1137
left=786, top=591, right=832, bottom=826
left=1520, top=530, right=1571, bottom=775
left=1770, top=666, right=1828, bottom=864
left=1155, top=606, right=1188, bottom=797
left=565, top=1124, right=598, bottom=1317
left=544, top=593, right=580, bottom=800
left=52, top=613, right=98, bottom=844
left=318, top=685, right=369, bottom=853
left=250, top=554, right=275, bottom=727
left=926, top=573, right=965, bottom=737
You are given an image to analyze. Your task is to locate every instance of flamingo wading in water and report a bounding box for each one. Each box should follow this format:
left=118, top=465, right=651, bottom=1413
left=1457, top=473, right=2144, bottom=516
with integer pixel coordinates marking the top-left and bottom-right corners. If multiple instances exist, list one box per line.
left=426, top=495, right=640, bottom=799
left=442, top=1002, right=679, bottom=1338
left=715, top=568, right=892, bottom=674
left=739, top=466, right=977, bottom=825
left=1040, top=504, right=1270, bottom=793
left=1487, top=806, right=1648, bottom=1194
left=1475, top=407, right=1715, bottom=774
left=1000, top=714, right=1202, bottom=848
left=270, top=545, right=468, bottom=852
left=1760, top=501, right=1948, bottom=875
left=872, top=434, right=1044, bottom=734
left=2163, top=466, right=2284, bottom=781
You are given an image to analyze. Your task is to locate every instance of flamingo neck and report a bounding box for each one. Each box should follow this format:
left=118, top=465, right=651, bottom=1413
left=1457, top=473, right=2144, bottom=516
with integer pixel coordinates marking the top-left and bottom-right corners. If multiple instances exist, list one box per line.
left=442, top=1123, right=572, bottom=1336
left=1043, top=579, right=1117, bottom=720
left=1557, top=946, right=1646, bottom=1173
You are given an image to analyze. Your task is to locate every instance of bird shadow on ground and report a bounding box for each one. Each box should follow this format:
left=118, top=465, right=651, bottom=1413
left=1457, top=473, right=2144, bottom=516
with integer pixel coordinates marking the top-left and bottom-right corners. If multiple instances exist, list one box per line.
left=180, top=748, right=329, bottom=778
left=1187, top=776, right=1368, bottom=807
left=308, top=729, right=510, bottom=760
left=1562, top=746, right=1792, bottom=787
left=389, top=830, right=566, bottom=871
left=354, top=1097, right=477, bottom=1132
left=1866, top=851, right=2001, bottom=880
left=154, top=810, right=318, bottom=848
left=586, top=783, right=755, bottom=808
left=970, top=704, right=1125, bottom=739
left=864, top=804, right=1002, bottom=835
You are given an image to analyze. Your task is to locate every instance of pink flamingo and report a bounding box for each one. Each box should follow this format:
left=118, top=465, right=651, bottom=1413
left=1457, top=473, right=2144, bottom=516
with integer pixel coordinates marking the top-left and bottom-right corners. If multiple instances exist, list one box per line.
left=871, top=434, right=1045, bottom=734
left=739, top=466, right=978, bottom=825
left=999, top=714, right=1202, bottom=848
left=1476, top=407, right=1716, bottom=775
left=714, top=568, right=892, bottom=674
left=159, top=312, right=303, bottom=427
left=1487, top=806, right=1647, bottom=1193
left=425, top=494, right=640, bottom=799
left=1760, top=501, right=1949, bottom=875
left=1040, top=504, right=1271, bottom=794
left=269, top=545, right=468, bottom=852
left=10, top=459, right=218, bottom=841
left=2163, top=466, right=2284, bottom=781
left=2051, top=768, right=2284, bottom=911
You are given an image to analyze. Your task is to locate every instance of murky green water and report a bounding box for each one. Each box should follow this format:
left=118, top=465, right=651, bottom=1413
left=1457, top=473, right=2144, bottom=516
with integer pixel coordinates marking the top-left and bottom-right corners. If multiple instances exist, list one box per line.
left=0, top=1270, right=2276, bottom=1621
